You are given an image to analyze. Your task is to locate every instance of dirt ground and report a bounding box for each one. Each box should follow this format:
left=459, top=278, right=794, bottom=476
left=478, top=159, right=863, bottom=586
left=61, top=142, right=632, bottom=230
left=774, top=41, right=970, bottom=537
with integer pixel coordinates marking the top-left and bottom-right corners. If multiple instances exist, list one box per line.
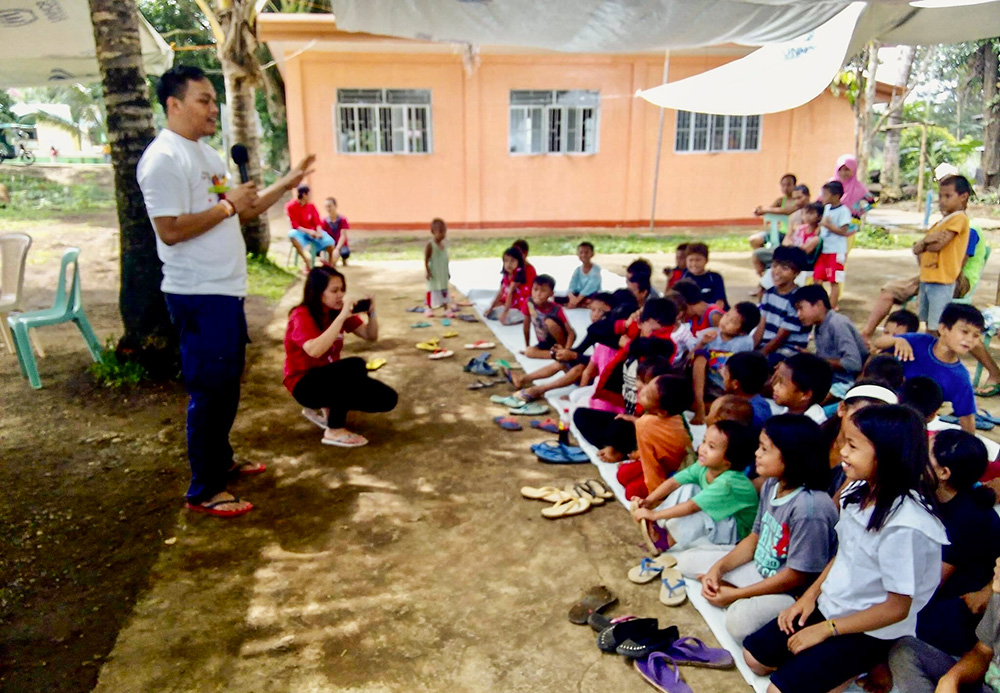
left=3, top=205, right=1000, bottom=693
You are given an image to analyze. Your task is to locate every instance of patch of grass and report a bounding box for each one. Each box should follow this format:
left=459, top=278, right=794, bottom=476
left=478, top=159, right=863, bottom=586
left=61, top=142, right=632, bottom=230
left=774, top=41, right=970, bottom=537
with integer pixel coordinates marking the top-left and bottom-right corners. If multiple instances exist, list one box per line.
left=855, top=225, right=922, bottom=250
left=89, top=338, right=147, bottom=389
left=356, top=233, right=753, bottom=261
left=247, top=253, right=297, bottom=301
left=0, top=170, right=115, bottom=220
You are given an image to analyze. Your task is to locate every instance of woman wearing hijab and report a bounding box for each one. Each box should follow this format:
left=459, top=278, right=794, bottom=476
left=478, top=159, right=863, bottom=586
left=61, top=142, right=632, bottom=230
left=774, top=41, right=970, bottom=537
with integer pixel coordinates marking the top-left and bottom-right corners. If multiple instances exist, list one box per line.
left=829, top=153, right=874, bottom=227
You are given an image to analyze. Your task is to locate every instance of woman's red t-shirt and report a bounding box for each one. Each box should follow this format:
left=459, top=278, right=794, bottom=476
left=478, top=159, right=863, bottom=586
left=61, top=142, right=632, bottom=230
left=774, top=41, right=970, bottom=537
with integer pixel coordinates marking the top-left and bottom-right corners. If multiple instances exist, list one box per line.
left=283, top=305, right=363, bottom=392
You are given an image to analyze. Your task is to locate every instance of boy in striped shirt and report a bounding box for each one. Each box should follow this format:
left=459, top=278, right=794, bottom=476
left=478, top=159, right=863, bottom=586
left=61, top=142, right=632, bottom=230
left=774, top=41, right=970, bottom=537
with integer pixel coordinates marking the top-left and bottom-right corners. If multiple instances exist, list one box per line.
left=754, top=246, right=809, bottom=368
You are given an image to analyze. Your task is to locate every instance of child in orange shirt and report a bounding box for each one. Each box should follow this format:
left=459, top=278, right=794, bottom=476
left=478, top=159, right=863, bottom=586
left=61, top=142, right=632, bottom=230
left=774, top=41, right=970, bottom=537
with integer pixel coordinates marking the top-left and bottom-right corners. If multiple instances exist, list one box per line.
left=617, top=374, right=694, bottom=500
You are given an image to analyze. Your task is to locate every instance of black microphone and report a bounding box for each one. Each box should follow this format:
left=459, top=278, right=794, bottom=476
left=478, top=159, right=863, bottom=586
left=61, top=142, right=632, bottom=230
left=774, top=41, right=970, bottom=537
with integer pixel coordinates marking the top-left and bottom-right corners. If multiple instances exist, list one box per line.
left=230, top=143, right=249, bottom=183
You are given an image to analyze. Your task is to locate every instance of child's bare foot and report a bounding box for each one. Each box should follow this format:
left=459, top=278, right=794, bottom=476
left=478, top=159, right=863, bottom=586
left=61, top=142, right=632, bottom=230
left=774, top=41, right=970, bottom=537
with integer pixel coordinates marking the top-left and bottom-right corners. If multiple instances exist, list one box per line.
left=598, top=446, right=624, bottom=463
left=523, top=385, right=543, bottom=400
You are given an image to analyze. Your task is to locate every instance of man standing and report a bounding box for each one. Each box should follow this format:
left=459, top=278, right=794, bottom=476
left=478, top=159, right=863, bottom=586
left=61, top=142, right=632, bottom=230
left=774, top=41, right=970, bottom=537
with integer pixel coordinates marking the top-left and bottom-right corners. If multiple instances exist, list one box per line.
left=138, top=65, right=314, bottom=517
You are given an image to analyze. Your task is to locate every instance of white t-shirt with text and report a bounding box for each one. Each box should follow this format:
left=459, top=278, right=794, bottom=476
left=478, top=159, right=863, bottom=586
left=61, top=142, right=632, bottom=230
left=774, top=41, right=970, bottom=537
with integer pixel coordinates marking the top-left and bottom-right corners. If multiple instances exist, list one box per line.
left=137, top=128, right=247, bottom=296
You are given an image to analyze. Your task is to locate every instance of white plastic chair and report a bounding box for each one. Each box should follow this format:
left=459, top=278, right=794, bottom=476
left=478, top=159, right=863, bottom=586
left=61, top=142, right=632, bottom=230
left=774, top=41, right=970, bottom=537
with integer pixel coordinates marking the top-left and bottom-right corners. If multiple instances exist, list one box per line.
left=0, top=232, right=44, bottom=357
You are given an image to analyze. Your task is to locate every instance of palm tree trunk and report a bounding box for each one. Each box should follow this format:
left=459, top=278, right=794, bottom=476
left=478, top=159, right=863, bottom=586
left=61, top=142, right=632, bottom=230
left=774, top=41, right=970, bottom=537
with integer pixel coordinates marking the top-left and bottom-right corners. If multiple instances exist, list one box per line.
left=983, top=42, right=1000, bottom=190
left=217, top=1, right=270, bottom=256
left=87, top=0, right=177, bottom=374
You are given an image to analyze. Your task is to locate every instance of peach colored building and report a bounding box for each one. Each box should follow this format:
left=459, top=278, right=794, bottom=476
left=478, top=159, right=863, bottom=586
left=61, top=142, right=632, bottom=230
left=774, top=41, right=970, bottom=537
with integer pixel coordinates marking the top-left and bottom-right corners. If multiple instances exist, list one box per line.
left=260, top=15, right=856, bottom=230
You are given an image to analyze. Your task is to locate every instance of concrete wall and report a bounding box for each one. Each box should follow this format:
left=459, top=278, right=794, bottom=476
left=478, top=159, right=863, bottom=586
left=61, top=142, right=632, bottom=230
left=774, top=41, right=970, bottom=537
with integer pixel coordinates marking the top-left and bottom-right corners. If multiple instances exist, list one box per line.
left=281, top=50, right=856, bottom=229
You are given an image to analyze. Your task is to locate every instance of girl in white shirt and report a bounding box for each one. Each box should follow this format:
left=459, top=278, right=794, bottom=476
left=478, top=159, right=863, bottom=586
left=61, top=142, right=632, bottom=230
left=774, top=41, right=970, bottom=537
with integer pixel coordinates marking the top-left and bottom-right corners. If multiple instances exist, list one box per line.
left=742, top=404, right=947, bottom=693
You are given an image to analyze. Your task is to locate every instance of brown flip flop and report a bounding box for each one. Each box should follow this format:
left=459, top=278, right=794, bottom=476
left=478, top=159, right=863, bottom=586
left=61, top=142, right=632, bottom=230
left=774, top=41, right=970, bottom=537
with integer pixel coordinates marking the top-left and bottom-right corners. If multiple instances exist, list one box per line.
left=568, top=585, right=617, bottom=625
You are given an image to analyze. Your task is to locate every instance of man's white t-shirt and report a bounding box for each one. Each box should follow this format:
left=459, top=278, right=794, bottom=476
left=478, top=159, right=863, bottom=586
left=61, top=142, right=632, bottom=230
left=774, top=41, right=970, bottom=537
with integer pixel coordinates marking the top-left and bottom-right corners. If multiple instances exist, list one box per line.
left=137, top=128, right=246, bottom=296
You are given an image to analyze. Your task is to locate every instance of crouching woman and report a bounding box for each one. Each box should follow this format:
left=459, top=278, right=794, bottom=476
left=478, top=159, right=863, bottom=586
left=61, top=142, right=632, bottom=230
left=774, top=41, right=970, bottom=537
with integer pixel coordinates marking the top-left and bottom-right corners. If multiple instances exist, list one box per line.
left=284, top=266, right=397, bottom=447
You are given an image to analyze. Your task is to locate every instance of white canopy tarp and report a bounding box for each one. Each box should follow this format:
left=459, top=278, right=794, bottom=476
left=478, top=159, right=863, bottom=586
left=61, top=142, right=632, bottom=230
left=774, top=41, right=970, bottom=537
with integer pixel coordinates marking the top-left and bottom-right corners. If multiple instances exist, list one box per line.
left=328, top=0, right=1000, bottom=54
left=0, top=0, right=172, bottom=88
left=638, top=3, right=866, bottom=115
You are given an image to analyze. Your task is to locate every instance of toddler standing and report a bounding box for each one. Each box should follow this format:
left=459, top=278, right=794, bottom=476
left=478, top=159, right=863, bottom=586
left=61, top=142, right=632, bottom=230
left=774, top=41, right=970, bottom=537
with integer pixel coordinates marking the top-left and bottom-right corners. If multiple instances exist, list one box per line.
left=424, top=218, right=456, bottom=318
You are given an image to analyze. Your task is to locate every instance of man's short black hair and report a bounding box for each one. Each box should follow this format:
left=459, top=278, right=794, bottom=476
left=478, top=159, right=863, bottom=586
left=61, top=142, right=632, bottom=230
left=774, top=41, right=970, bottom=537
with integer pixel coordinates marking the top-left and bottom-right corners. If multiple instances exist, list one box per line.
left=793, top=284, right=831, bottom=310
left=156, top=64, right=209, bottom=110
left=733, top=302, right=761, bottom=335
left=939, top=303, right=985, bottom=331
left=784, top=352, right=833, bottom=406
left=627, top=258, right=653, bottom=278
left=533, top=274, right=556, bottom=291
left=771, top=245, right=808, bottom=274
left=297, top=184, right=310, bottom=198
left=899, top=376, right=944, bottom=420
left=939, top=174, right=973, bottom=197
left=885, top=309, right=919, bottom=334
left=724, top=351, right=769, bottom=395
left=822, top=180, right=845, bottom=198
left=639, top=297, right=678, bottom=327
left=578, top=241, right=595, bottom=252
left=672, top=279, right=703, bottom=306
left=861, top=353, right=905, bottom=392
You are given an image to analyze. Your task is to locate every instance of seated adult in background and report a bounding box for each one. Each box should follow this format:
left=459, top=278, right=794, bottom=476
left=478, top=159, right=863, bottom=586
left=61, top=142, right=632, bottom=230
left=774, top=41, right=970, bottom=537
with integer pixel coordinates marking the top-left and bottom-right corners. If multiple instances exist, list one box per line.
left=284, top=266, right=397, bottom=447
left=320, top=196, right=350, bottom=266
left=751, top=182, right=810, bottom=280
left=286, top=184, right=334, bottom=269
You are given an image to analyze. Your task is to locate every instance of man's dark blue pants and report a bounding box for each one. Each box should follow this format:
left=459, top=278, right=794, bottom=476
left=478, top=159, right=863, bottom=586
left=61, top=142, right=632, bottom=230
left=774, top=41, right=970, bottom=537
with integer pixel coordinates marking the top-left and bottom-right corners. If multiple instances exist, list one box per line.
left=165, top=294, right=247, bottom=504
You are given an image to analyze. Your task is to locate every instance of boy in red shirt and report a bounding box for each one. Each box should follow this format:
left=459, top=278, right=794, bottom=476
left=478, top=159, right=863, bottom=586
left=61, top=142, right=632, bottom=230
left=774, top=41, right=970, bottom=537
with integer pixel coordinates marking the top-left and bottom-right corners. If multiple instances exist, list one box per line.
left=286, top=185, right=333, bottom=269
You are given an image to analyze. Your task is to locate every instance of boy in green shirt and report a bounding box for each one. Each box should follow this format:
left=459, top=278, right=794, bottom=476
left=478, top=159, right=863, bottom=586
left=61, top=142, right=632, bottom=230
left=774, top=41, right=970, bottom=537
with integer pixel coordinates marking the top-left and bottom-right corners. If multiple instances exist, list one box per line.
left=633, top=419, right=759, bottom=553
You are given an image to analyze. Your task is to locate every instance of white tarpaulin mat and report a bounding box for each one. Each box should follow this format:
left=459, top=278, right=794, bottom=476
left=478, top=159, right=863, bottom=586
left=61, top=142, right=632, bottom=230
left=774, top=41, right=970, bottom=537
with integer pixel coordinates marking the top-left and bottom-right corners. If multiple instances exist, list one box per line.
left=0, top=0, right=173, bottom=88
left=637, top=3, right=865, bottom=115
left=328, top=0, right=1000, bottom=54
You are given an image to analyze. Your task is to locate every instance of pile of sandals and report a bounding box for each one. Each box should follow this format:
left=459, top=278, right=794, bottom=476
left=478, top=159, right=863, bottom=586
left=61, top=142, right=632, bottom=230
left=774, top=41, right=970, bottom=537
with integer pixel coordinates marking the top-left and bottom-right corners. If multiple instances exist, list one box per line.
left=567, top=585, right=735, bottom=693
left=520, top=479, right=614, bottom=518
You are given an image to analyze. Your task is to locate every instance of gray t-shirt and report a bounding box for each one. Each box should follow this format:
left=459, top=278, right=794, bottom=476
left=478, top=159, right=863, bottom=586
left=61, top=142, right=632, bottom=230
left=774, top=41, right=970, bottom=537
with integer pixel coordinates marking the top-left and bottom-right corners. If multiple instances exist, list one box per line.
left=814, top=310, right=869, bottom=379
left=752, top=478, right=839, bottom=579
left=976, top=593, right=1000, bottom=692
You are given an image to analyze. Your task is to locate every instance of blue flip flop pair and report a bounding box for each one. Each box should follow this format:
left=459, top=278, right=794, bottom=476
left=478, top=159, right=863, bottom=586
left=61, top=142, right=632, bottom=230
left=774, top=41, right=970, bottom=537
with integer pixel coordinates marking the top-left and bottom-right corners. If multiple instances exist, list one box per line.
left=531, top=440, right=589, bottom=464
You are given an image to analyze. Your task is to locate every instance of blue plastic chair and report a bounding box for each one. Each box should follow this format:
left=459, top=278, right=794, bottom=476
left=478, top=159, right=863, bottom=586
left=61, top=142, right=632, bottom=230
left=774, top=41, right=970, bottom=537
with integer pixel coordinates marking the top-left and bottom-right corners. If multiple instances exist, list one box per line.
left=7, top=247, right=102, bottom=389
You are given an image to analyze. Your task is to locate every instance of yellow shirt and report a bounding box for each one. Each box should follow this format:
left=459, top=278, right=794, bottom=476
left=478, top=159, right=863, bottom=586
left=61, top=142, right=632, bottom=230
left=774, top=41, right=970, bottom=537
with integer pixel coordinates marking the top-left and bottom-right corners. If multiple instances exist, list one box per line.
left=920, top=211, right=970, bottom=285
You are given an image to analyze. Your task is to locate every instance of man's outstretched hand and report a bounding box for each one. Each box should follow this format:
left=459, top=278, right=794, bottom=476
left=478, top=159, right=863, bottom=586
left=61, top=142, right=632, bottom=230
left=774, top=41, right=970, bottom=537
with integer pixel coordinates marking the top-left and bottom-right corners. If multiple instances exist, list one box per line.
left=283, top=154, right=317, bottom=191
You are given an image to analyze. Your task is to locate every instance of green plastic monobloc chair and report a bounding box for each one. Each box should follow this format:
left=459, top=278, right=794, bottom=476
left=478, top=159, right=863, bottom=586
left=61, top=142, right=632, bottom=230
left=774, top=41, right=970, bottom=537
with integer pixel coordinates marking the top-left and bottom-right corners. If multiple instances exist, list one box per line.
left=8, top=247, right=102, bottom=389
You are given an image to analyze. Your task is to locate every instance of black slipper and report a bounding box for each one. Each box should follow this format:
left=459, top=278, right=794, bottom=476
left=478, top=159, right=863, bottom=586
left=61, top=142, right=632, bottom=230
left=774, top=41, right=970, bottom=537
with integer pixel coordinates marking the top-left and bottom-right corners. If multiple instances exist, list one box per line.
left=596, top=618, right=659, bottom=653
left=568, top=585, right=617, bottom=625
left=615, top=625, right=680, bottom=658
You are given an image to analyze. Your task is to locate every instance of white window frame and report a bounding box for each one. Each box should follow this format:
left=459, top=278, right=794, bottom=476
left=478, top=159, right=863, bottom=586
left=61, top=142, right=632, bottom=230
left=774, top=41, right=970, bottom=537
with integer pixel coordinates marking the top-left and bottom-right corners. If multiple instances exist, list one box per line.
left=335, top=88, right=433, bottom=155
left=509, top=90, right=600, bottom=155
left=674, top=111, right=762, bottom=153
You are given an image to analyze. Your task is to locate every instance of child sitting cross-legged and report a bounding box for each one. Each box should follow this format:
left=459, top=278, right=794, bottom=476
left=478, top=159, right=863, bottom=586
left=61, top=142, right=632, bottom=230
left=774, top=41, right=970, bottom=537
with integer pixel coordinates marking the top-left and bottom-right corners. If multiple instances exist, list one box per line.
left=561, top=241, right=602, bottom=308
left=574, top=298, right=678, bottom=462
left=794, top=284, right=869, bottom=399
left=682, top=242, right=728, bottom=309
left=675, top=414, right=838, bottom=644
left=873, top=302, right=984, bottom=434
left=507, top=292, right=614, bottom=402
left=742, top=404, right=948, bottom=693
left=689, top=301, right=762, bottom=424
left=632, top=420, right=759, bottom=553
left=755, top=246, right=810, bottom=368
left=522, top=274, right=575, bottom=358
left=771, top=352, right=834, bottom=425
left=723, top=351, right=774, bottom=429
left=617, top=373, right=694, bottom=500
